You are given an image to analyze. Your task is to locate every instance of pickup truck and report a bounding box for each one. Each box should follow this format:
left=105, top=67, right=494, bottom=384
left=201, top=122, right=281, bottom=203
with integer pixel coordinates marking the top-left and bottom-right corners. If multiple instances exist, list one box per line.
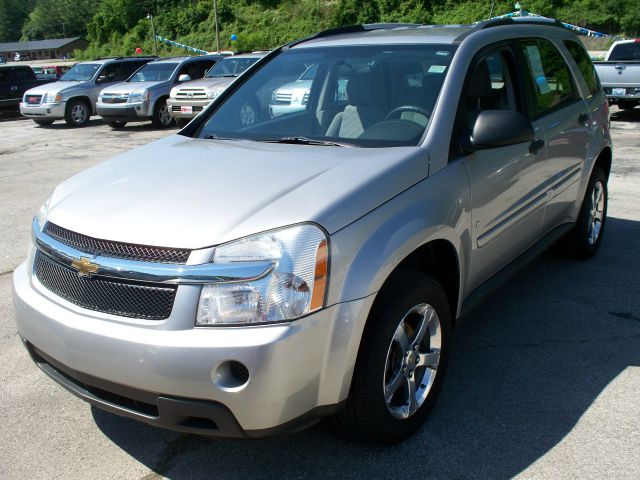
left=594, top=39, right=640, bottom=110
left=0, top=65, right=51, bottom=111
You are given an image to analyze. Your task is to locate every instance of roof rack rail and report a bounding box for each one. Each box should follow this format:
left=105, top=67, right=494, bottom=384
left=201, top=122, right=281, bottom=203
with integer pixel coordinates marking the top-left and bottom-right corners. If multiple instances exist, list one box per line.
left=94, top=55, right=158, bottom=61
left=479, top=17, right=565, bottom=30
left=284, top=23, right=422, bottom=49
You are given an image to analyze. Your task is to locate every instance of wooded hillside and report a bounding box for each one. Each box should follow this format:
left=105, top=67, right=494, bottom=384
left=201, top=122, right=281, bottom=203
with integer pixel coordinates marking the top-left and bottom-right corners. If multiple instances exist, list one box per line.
left=1, top=0, right=638, bottom=57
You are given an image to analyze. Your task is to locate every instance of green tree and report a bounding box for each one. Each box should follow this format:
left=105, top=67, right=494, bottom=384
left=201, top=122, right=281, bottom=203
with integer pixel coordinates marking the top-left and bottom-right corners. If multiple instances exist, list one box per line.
left=0, top=0, right=35, bottom=41
left=21, top=0, right=98, bottom=40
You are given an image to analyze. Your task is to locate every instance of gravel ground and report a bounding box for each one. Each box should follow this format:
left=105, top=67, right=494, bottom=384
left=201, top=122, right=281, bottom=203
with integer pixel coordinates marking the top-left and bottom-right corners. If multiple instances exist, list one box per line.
left=0, top=108, right=638, bottom=479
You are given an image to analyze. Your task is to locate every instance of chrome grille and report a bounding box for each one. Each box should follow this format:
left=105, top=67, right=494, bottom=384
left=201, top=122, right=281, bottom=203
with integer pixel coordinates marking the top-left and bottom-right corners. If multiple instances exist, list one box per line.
left=34, top=252, right=176, bottom=320
left=44, top=223, right=190, bottom=264
left=176, top=89, right=207, bottom=99
left=101, top=94, right=128, bottom=104
left=273, top=92, right=292, bottom=104
left=26, top=94, right=42, bottom=105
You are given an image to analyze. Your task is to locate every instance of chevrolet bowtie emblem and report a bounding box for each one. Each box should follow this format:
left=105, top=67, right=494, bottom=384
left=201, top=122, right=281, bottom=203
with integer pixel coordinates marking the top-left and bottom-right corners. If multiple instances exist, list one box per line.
left=71, top=256, right=99, bottom=277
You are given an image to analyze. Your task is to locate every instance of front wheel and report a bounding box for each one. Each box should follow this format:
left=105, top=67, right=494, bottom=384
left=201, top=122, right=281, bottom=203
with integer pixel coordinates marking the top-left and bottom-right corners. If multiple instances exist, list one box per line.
left=335, top=272, right=451, bottom=443
left=64, top=99, right=90, bottom=127
left=560, top=166, right=608, bottom=259
left=151, top=98, right=174, bottom=128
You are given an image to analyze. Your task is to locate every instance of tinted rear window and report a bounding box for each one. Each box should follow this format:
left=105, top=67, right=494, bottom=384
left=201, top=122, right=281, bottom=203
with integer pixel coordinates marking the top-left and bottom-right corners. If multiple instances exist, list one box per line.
left=608, top=42, right=640, bottom=61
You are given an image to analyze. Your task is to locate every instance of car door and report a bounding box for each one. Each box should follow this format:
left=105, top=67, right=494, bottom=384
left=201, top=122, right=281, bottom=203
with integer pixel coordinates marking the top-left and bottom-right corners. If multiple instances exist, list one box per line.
left=89, top=63, right=126, bottom=106
left=454, top=45, right=548, bottom=291
left=515, top=38, right=592, bottom=230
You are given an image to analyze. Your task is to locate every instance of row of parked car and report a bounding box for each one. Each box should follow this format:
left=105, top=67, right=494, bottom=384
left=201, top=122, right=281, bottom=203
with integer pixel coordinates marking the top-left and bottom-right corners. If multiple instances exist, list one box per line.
left=13, top=52, right=313, bottom=129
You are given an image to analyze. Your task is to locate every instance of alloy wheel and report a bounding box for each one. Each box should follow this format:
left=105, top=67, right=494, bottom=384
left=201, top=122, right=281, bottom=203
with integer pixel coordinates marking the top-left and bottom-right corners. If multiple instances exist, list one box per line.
left=588, top=181, right=605, bottom=245
left=383, top=303, right=441, bottom=420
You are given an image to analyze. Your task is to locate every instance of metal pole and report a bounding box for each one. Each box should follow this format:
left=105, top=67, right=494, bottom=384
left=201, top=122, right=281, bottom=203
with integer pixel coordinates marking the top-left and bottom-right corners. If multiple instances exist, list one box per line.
left=489, top=1, right=495, bottom=19
left=213, top=0, right=220, bottom=53
left=148, top=14, right=158, bottom=55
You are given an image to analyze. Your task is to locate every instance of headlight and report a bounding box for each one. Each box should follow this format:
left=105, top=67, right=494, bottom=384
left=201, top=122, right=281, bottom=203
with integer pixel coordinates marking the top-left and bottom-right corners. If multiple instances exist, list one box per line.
left=43, top=93, right=62, bottom=104
left=197, top=224, right=329, bottom=326
left=128, top=90, right=149, bottom=103
left=207, top=87, right=225, bottom=99
left=36, top=192, right=53, bottom=230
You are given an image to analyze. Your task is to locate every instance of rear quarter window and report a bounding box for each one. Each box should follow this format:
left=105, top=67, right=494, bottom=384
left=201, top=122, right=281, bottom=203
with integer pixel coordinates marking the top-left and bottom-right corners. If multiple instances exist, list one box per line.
left=564, top=40, right=600, bottom=96
left=518, top=39, right=578, bottom=118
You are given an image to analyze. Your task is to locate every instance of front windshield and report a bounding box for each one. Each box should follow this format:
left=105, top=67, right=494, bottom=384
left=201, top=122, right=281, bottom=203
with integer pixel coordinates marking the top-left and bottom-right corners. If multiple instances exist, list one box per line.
left=206, top=57, right=260, bottom=77
left=196, top=45, right=454, bottom=147
left=129, top=62, right=178, bottom=82
left=61, top=63, right=99, bottom=81
left=609, top=43, right=640, bottom=61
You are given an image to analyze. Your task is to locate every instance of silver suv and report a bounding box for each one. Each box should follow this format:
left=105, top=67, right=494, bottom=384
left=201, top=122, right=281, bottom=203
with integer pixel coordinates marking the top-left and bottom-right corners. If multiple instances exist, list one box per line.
left=96, top=55, right=222, bottom=129
left=167, top=53, right=265, bottom=128
left=19, top=57, right=155, bottom=127
left=13, top=19, right=611, bottom=442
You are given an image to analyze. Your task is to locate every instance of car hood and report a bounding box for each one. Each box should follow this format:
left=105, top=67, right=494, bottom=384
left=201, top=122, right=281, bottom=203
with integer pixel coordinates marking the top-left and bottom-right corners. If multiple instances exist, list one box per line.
left=101, top=81, right=167, bottom=95
left=24, top=80, right=90, bottom=95
left=46, top=135, right=429, bottom=249
left=178, top=77, right=235, bottom=90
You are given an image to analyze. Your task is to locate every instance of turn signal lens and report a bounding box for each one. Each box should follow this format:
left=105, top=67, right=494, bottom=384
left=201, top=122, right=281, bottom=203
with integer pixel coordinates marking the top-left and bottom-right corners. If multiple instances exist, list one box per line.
left=310, top=239, right=328, bottom=311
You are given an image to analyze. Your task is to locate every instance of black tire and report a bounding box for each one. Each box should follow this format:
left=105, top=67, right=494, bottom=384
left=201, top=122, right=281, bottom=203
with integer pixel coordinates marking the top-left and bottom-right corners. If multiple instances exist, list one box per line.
left=151, top=98, right=174, bottom=128
left=560, top=166, right=608, bottom=259
left=33, top=119, right=54, bottom=126
left=175, top=118, right=189, bottom=128
left=334, top=271, right=452, bottom=443
left=618, top=100, right=638, bottom=111
left=64, top=98, right=91, bottom=127
left=107, top=121, right=127, bottom=129
left=238, top=99, right=259, bottom=127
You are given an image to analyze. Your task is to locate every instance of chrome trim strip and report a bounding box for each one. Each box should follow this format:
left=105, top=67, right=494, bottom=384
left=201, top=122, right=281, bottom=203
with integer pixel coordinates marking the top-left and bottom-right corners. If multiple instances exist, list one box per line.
left=32, top=218, right=274, bottom=285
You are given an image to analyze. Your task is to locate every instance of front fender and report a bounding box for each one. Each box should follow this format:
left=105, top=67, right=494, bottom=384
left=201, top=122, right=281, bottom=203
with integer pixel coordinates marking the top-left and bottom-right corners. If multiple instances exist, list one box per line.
left=327, top=160, right=472, bottom=317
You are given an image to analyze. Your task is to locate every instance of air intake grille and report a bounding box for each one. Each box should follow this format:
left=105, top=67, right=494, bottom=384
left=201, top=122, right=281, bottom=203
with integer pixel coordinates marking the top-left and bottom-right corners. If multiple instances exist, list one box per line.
left=35, top=252, right=177, bottom=320
left=44, top=223, right=190, bottom=264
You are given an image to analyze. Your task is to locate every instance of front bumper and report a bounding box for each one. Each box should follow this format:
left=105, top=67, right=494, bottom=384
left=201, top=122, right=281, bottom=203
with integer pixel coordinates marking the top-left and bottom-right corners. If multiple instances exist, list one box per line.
left=96, top=101, right=151, bottom=122
left=167, top=98, right=210, bottom=119
left=12, top=261, right=374, bottom=436
left=20, top=102, right=65, bottom=119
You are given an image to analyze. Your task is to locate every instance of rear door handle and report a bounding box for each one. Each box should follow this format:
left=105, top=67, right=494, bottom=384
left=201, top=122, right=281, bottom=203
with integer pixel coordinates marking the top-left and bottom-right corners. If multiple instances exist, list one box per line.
left=529, top=139, right=545, bottom=154
left=578, top=113, right=589, bottom=124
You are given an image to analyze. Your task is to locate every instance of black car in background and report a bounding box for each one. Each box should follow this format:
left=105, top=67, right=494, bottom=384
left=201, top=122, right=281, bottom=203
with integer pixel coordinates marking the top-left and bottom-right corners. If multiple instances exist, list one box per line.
left=0, top=65, right=53, bottom=111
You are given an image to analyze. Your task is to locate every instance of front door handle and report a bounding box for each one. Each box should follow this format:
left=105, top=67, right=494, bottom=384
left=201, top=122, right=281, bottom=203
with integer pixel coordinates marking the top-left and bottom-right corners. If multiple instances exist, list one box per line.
left=578, top=113, right=589, bottom=124
left=529, top=139, right=545, bottom=154
left=10, top=85, right=17, bottom=91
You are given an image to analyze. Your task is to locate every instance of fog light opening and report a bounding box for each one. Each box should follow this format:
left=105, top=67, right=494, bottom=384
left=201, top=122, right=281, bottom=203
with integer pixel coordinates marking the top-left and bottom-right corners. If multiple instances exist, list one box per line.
left=214, top=360, right=250, bottom=392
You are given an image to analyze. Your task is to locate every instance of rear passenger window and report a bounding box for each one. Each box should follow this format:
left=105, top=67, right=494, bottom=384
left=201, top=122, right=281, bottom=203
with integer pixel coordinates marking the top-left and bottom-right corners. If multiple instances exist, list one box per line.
left=518, top=39, right=578, bottom=117
left=564, top=40, right=600, bottom=96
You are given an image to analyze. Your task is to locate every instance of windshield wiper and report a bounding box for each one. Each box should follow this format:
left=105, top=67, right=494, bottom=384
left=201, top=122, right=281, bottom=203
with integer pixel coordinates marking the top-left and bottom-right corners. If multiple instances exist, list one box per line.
left=260, top=136, right=352, bottom=147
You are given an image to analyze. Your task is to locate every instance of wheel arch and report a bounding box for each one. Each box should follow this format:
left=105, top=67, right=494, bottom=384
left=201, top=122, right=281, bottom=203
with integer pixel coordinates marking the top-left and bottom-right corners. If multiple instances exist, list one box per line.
left=594, top=146, right=612, bottom=179
left=66, top=95, right=92, bottom=114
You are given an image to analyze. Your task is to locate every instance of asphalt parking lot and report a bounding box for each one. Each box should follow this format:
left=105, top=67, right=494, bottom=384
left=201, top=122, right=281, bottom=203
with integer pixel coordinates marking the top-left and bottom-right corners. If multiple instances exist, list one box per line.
left=1, top=109, right=639, bottom=479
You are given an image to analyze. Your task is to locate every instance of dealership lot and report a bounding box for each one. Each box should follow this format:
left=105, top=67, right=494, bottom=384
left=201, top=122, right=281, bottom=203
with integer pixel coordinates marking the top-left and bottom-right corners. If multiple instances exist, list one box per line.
left=1, top=109, right=639, bottom=478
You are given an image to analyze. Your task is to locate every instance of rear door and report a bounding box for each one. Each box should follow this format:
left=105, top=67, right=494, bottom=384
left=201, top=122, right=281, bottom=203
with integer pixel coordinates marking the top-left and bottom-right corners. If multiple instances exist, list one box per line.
left=515, top=39, right=591, bottom=230
left=455, top=45, right=548, bottom=291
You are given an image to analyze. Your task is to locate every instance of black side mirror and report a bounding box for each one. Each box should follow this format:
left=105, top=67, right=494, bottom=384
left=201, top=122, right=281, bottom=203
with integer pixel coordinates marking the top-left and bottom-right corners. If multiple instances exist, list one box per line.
left=463, top=110, right=534, bottom=152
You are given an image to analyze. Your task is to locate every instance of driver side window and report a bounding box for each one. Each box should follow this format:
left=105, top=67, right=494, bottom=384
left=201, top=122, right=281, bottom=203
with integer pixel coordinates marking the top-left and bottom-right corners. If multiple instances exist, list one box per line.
left=453, top=49, right=518, bottom=154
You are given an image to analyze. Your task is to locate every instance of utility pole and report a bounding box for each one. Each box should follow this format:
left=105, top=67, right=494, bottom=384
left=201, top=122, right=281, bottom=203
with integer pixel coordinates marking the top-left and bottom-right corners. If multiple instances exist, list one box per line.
left=213, top=0, right=220, bottom=53
left=489, top=1, right=495, bottom=19
left=147, top=14, right=158, bottom=55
